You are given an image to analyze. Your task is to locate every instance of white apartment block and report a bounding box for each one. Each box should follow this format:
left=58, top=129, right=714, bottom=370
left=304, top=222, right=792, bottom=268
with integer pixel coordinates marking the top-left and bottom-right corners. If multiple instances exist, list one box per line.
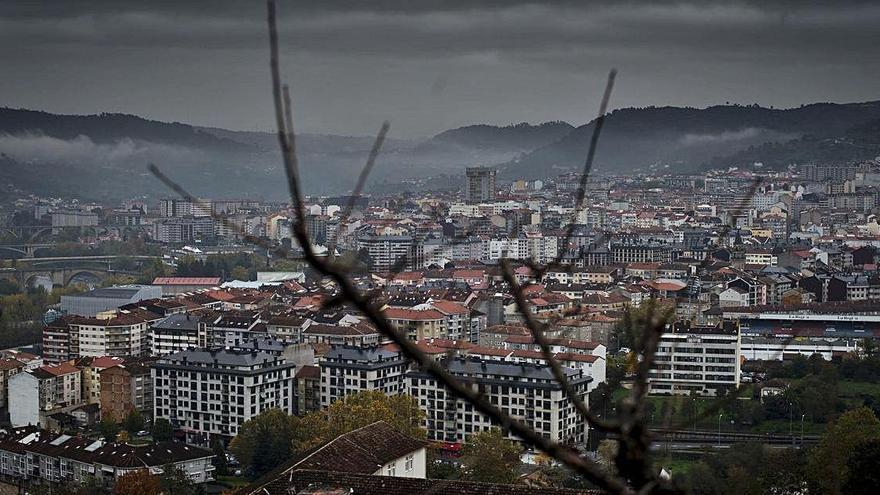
left=73, top=316, right=149, bottom=358
left=649, top=321, right=741, bottom=397
left=319, top=346, right=409, bottom=408
left=406, top=358, right=590, bottom=446
left=153, top=349, right=295, bottom=446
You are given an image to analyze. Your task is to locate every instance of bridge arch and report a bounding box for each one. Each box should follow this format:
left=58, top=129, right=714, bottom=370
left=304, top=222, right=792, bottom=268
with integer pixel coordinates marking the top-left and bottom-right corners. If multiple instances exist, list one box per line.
left=0, top=246, right=28, bottom=257
left=24, top=272, right=55, bottom=292
left=64, top=270, right=105, bottom=288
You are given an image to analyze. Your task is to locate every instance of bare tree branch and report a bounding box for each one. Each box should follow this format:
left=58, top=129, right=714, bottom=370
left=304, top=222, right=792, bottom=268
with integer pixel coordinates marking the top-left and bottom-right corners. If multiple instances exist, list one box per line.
left=328, top=121, right=391, bottom=257
left=500, top=258, right=620, bottom=433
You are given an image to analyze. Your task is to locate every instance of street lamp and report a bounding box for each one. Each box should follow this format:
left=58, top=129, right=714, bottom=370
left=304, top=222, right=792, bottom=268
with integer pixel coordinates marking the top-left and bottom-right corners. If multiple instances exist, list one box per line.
left=800, top=414, right=806, bottom=446
left=717, top=412, right=723, bottom=447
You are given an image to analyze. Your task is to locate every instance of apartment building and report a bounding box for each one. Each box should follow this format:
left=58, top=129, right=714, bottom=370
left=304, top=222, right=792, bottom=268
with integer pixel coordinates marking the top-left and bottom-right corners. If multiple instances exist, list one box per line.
left=406, top=358, right=590, bottom=445
left=648, top=321, right=740, bottom=397
left=320, top=346, right=408, bottom=408
left=294, top=365, right=321, bottom=416
left=383, top=307, right=447, bottom=341
left=0, top=359, right=24, bottom=410
left=357, top=234, right=423, bottom=272
left=43, top=314, right=152, bottom=364
left=99, top=358, right=155, bottom=422
left=74, top=315, right=150, bottom=358
left=205, top=312, right=265, bottom=348
left=0, top=426, right=214, bottom=485
left=303, top=323, right=381, bottom=346
left=153, top=349, right=295, bottom=446
left=150, top=313, right=206, bottom=355
left=9, top=363, right=83, bottom=428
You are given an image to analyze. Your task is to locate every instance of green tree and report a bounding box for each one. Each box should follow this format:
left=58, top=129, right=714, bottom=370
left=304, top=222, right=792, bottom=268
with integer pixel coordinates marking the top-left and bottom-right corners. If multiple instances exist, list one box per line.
left=427, top=447, right=460, bottom=479
left=292, top=390, right=426, bottom=453
left=808, top=407, right=880, bottom=494
left=151, top=418, right=174, bottom=442
left=158, top=464, right=199, bottom=495
left=460, top=428, right=522, bottom=484
left=230, top=265, right=250, bottom=281
left=212, top=438, right=229, bottom=477
left=844, top=438, right=880, bottom=495
left=229, top=408, right=297, bottom=479
left=123, top=410, right=144, bottom=434
left=678, top=461, right=721, bottom=495
left=99, top=416, right=120, bottom=442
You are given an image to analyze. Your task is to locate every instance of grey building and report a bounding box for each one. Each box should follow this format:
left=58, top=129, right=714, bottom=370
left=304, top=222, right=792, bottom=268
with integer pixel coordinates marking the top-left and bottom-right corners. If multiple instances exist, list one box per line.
left=60, top=285, right=162, bottom=317
left=465, top=166, right=497, bottom=203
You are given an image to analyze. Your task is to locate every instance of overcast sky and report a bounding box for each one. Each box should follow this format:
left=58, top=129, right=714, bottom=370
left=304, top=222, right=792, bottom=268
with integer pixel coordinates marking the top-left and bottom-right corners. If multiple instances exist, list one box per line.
left=1, top=0, right=878, bottom=138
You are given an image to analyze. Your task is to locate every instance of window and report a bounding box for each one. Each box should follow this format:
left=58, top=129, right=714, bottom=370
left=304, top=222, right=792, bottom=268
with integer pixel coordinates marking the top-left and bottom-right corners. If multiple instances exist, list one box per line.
left=405, top=454, right=414, bottom=471
left=386, top=461, right=396, bottom=476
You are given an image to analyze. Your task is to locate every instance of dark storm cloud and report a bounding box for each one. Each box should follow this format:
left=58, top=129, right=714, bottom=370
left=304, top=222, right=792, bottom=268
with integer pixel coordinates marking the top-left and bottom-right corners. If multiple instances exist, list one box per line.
left=0, top=1, right=878, bottom=136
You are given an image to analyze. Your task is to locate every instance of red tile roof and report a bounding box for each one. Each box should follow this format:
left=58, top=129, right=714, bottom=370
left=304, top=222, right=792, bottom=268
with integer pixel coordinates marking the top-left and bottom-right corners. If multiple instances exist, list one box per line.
left=431, top=300, right=470, bottom=315
left=152, top=277, right=221, bottom=285
left=40, top=362, right=79, bottom=376
left=383, top=307, right=445, bottom=321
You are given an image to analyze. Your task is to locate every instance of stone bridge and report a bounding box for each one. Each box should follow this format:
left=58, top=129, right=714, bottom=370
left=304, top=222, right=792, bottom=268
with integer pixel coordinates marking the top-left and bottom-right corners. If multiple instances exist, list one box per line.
left=0, top=255, right=157, bottom=288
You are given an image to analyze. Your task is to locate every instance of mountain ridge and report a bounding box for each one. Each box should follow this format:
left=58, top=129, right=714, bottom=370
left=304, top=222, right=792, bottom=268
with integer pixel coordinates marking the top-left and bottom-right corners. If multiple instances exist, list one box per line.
left=2, top=101, right=879, bottom=200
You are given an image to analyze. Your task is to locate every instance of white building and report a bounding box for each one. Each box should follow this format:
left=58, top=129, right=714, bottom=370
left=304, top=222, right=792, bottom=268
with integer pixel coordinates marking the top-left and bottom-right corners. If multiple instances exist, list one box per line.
left=152, top=349, right=296, bottom=446
left=649, top=321, right=741, bottom=397
left=740, top=336, right=858, bottom=361
left=320, top=346, right=408, bottom=408
left=9, top=362, right=83, bottom=428
left=406, top=357, right=590, bottom=445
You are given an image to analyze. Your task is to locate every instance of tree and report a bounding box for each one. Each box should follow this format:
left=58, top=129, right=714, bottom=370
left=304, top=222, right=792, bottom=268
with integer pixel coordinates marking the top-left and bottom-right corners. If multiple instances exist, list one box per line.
left=678, top=461, right=721, bottom=495
left=123, top=409, right=144, bottom=434
left=230, top=265, right=250, bottom=281
left=28, top=476, right=106, bottom=495
left=100, top=416, right=120, bottom=442
left=291, top=390, right=426, bottom=453
left=460, top=428, right=522, bottom=484
left=844, top=439, right=880, bottom=495
left=158, top=464, right=199, bottom=495
left=151, top=418, right=174, bottom=442
left=427, top=447, right=460, bottom=480
left=212, top=438, right=229, bottom=477
left=229, top=408, right=297, bottom=479
left=114, top=469, right=161, bottom=495
left=808, top=407, right=880, bottom=494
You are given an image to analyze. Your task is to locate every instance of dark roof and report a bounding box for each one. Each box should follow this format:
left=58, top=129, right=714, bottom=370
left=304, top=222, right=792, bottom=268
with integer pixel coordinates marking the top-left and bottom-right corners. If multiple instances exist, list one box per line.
left=248, top=469, right=594, bottom=495
left=152, top=313, right=201, bottom=331
left=245, top=422, right=427, bottom=494
left=0, top=427, right=212, bottom=468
